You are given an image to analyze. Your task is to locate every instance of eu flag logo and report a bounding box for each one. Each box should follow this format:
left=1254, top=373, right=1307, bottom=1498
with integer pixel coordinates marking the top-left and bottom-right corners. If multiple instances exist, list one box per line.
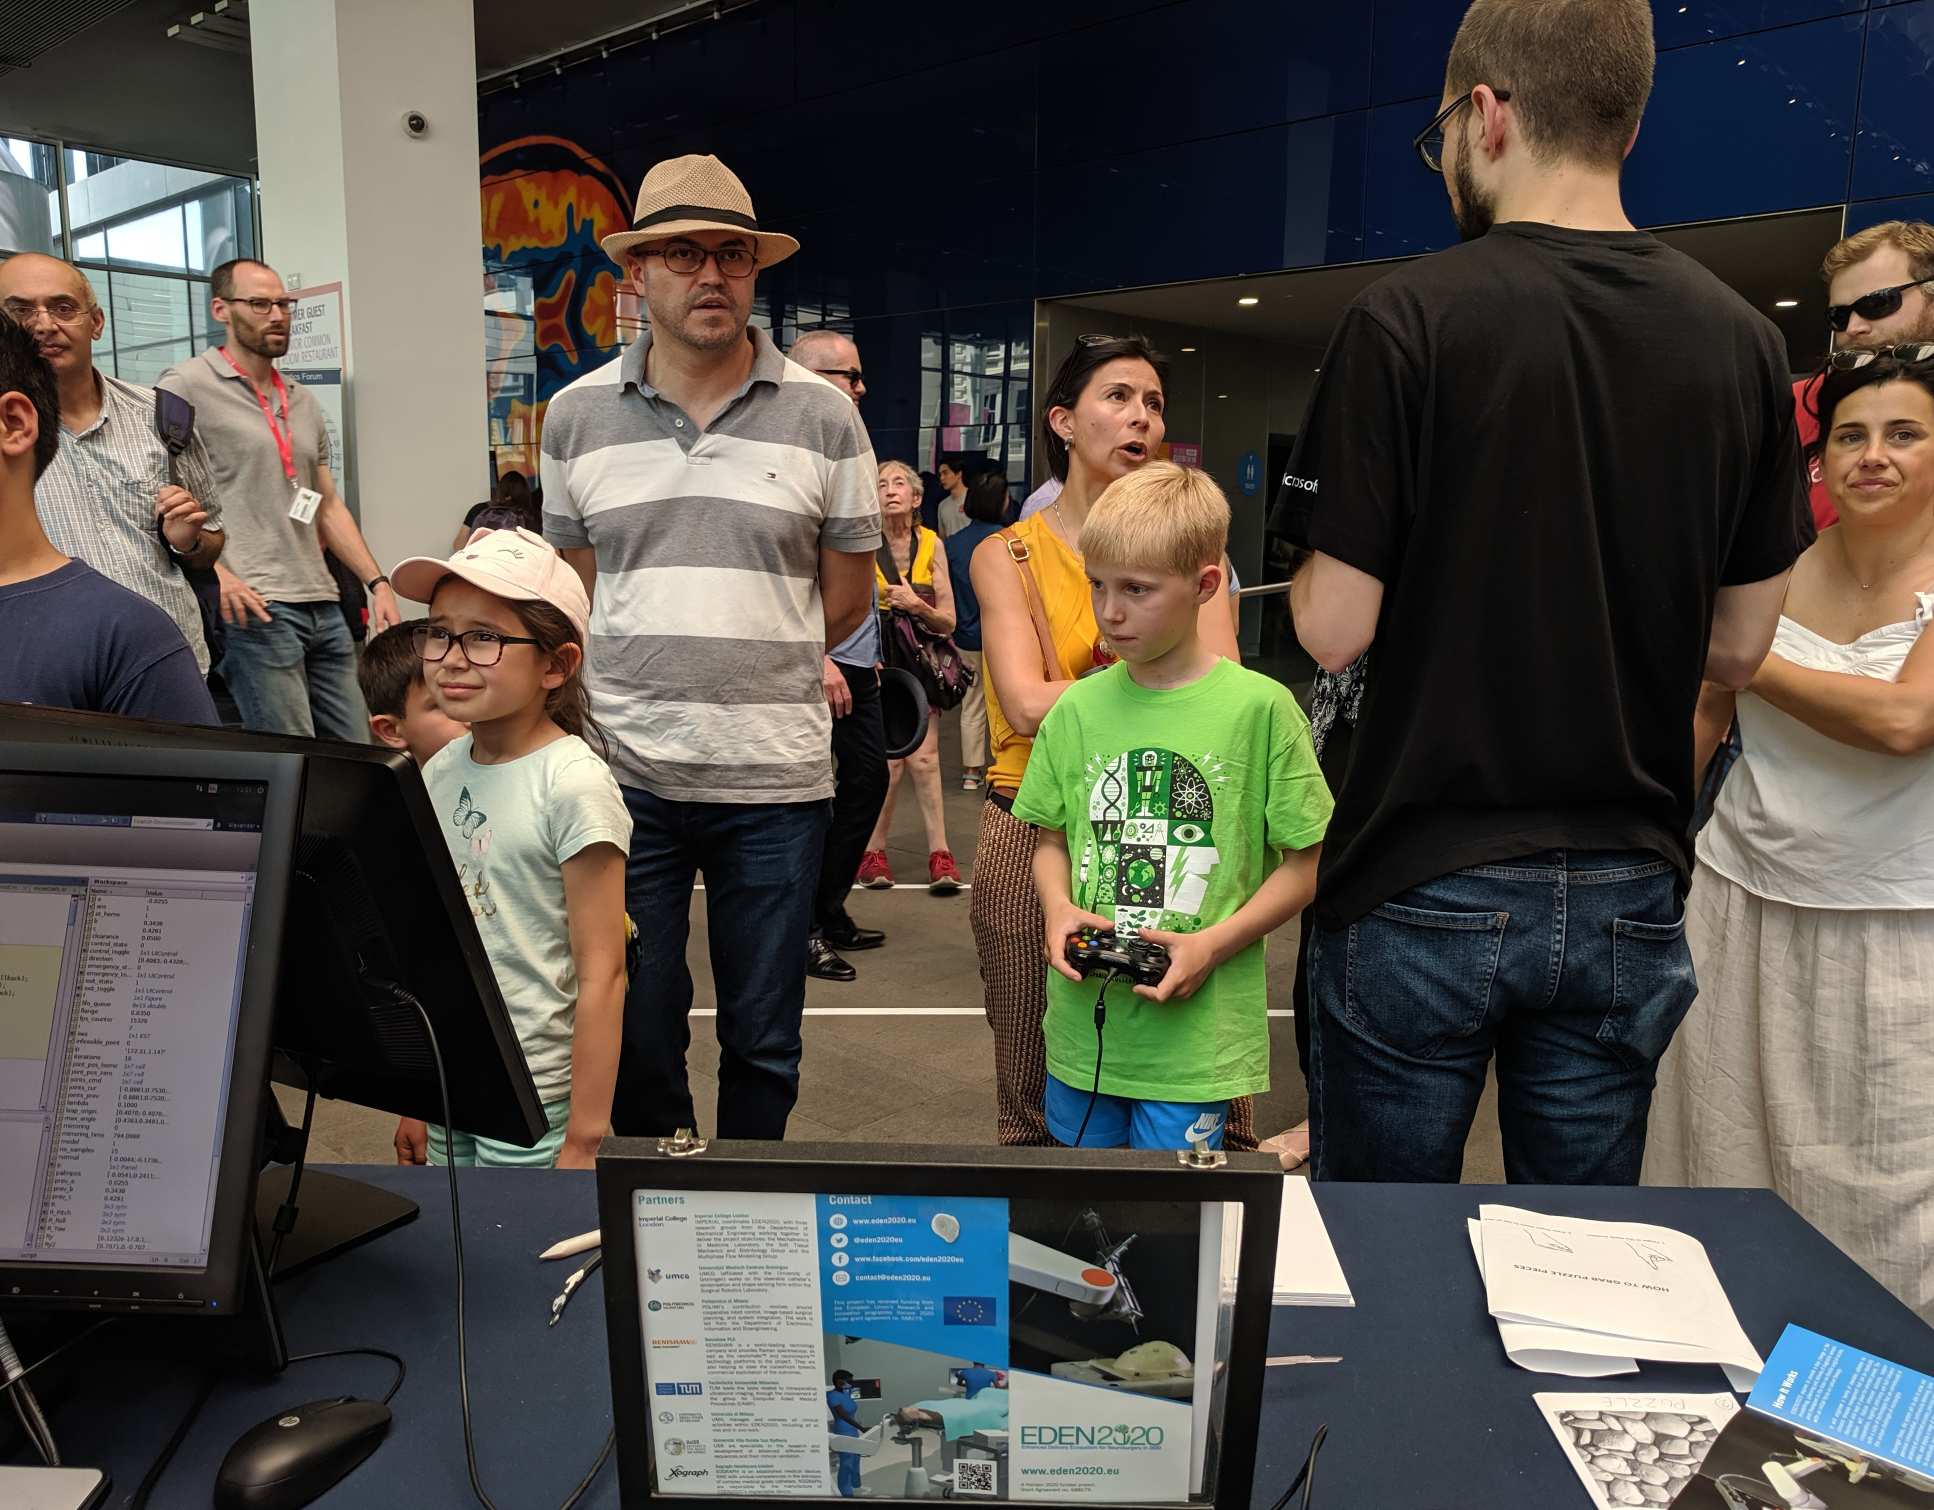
left=943, top=1296, right=996, bottom=1326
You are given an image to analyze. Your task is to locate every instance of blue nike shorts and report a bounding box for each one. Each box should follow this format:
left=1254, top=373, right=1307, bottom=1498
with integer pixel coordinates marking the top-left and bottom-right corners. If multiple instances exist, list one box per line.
left=1045, top=1074, right=1229, bottom=1151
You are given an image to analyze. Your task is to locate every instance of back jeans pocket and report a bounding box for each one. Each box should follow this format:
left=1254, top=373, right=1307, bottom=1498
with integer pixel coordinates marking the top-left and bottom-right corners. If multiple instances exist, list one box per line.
left=1600, top=913, right=1698, bottom=1072
left=1343, top=901, right=1509, bottom=1059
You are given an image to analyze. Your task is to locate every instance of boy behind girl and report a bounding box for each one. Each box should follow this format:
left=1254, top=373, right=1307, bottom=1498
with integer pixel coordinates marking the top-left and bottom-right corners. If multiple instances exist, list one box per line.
left=1014, top=463, right=1332, bottom=1150
left=358, top=619, right=468, bottom=765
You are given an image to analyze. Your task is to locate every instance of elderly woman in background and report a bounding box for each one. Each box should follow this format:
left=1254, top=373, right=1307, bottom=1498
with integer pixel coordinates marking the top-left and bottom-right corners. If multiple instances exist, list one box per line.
left=1647, top=346, right=1934, bottom=1322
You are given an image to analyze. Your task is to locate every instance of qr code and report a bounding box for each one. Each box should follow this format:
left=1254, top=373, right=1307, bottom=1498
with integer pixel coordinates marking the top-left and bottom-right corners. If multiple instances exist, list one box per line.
left=955, top=1458, right=997, bottom=1496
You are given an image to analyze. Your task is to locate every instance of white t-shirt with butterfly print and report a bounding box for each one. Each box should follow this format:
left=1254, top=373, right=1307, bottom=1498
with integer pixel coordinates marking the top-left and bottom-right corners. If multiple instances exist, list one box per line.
left=421, top=732, right=631, bottom=1099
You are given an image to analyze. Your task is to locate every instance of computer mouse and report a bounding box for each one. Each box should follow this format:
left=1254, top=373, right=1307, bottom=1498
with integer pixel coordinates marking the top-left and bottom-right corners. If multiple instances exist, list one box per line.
left=213, top=1396, right=392, bottom=1510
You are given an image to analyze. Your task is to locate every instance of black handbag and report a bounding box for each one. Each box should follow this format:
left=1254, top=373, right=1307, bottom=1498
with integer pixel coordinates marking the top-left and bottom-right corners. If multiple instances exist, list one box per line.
left=876, top=524, right=974, bottom=713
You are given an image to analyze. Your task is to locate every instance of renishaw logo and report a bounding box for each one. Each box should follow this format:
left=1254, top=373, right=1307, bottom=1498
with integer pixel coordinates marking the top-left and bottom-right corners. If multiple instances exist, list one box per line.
left=1019, top=1424, right=1166, bottom=1449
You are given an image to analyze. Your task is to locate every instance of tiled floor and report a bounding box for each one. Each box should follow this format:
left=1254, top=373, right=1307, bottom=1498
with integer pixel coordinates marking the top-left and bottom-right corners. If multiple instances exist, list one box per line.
left=296, top=722, right=1507, bottom=1180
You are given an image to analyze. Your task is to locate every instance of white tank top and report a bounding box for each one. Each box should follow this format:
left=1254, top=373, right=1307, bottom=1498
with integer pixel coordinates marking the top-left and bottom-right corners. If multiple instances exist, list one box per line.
left=1700, top=594, right=1934, bottom=910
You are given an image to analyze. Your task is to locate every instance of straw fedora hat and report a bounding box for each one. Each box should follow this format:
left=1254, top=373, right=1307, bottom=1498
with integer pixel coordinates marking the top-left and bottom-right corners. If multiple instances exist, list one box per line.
left=599, top=153, right=800, bottom=269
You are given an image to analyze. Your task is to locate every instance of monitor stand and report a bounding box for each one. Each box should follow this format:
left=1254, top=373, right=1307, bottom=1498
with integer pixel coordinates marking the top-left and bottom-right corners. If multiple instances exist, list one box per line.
left=256, top=1096, right=419, bottom=1280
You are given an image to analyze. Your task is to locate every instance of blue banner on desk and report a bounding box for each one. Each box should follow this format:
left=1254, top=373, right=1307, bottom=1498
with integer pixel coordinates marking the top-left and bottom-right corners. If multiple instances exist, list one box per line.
left=1747, top=1324, right=1934, bottom=1478
left=815, top=1194, right=1009, bottom=1367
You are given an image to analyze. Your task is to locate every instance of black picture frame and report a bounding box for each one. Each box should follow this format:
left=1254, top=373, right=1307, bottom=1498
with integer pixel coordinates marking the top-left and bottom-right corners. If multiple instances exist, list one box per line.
left=596, top=1139, right=1282, bottom=1509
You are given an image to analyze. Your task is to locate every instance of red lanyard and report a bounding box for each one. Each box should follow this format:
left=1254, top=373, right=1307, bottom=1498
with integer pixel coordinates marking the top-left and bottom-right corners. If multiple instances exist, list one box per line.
left=218, top=346, right=296, bottom=484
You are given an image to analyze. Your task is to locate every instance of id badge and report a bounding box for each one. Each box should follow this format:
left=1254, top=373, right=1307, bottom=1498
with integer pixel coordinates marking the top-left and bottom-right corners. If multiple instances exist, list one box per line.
left=288, top=486, right=322, bottom=524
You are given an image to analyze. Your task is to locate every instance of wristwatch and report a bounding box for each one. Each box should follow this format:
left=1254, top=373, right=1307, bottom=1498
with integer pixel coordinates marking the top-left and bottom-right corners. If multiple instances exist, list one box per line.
left=365, top=574, right=391, bottom=593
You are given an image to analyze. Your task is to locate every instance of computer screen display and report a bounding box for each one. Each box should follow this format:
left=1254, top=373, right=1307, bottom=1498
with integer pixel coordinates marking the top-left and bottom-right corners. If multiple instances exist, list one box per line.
left=0, top=772, right=266, bottom=1271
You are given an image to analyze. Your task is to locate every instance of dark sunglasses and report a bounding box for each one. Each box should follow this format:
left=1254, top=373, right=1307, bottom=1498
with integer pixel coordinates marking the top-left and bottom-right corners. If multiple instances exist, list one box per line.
left=1413, top=89, right=1511, bottom=174
left=1826, top=278, right=1934, bottom=333
left=1826, top=340, right=1934, bottom=372
left=811, top=367, right=865, bottom=386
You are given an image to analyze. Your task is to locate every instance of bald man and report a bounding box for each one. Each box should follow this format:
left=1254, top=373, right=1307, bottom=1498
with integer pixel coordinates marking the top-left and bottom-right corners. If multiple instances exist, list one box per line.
left=0, top=253, right=225, bottom=674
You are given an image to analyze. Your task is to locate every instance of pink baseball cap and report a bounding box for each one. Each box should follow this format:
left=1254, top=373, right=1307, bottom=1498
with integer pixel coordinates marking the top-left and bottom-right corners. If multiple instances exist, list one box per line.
left=390, top=527, right=591, bottom=642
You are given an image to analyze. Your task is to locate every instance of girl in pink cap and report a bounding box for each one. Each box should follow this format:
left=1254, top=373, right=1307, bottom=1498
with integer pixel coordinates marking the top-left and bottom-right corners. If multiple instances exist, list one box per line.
left=387, top=527, right=630, bottom=1169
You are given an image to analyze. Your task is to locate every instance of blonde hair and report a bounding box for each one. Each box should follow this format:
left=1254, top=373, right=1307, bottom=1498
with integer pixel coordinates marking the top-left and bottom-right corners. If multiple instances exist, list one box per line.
left=1821, top=220, right=1934, bottom=285
left=1081, top=462, right=1229, bottom=577
left=878, top=459, right=922, bottom=494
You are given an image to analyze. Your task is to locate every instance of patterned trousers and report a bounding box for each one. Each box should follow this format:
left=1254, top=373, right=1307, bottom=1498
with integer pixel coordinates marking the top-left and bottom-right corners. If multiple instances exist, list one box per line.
left=970, top=798, right=1254, bottom=1149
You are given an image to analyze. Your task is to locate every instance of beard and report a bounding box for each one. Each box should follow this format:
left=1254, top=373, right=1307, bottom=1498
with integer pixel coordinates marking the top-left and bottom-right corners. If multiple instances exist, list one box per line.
left=648, top=284, right=748, bottom=352
left=1449, top=131, right=1496, bottom=243
left=232, top=322, right=287, bottom=359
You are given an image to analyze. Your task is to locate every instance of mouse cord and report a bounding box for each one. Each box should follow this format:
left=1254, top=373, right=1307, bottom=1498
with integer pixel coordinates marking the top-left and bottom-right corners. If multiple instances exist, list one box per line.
left=127, top=1370, right=218, bottom=1509
left=1071, top=971, right=1117, bottom=1148
left=285, top=1347, right=407, bottom=1406
left=411, top=996, right=615, bottom=1510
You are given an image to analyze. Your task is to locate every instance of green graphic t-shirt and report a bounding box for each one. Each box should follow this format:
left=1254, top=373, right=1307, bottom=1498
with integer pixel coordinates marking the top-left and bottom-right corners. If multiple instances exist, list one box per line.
left=1012, top=658, right=1333, bottom=1102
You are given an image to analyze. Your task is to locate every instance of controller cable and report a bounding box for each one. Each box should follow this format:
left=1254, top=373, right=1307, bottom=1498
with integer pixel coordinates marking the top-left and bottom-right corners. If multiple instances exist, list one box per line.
left=409, top=994, right=615, bottom=1510
left=1072, top=970, right=1119, bottom=1148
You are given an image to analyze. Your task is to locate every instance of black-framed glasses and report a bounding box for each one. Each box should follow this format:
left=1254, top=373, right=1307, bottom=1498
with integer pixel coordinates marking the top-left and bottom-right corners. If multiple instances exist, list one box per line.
left=2, top=296, right=94, bottom=327
left=412, top=624, right=541, bottom=666
left=811, top=366, right=865, bottom=386
left=1826, top=278, right=1934, bottom=333
left=1827, top=340, right=1934, bottom=371
left=1413, top=88, right=1511, bottom=173
left=634, top=241, right=757, bottom=278
left=225, top=296, right=301, bottom=316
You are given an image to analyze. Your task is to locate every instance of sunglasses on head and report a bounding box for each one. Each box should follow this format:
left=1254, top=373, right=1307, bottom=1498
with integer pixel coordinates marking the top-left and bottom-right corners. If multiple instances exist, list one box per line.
left=1826, top=340, right=1934, bottom=372
left=1826, top=278, right=1934, bottom=332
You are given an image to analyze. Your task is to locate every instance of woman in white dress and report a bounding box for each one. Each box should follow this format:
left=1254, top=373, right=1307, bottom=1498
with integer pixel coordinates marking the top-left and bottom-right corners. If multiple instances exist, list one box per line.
left=1647, top=345, right=1934, bottom=1321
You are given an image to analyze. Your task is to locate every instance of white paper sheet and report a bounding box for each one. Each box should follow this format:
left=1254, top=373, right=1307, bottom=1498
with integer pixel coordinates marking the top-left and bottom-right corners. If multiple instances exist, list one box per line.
left=1272, top=1177, right=1354, bottom=1307
left=1467, top=1212, right=1763, bottom=1391
left=1534, top=1391, right=1739, bottom=1508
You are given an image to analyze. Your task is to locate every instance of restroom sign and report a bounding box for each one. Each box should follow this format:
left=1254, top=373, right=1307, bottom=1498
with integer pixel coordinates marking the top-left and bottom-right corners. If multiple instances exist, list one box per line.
left=1238, top=451, right=1262, bottom=495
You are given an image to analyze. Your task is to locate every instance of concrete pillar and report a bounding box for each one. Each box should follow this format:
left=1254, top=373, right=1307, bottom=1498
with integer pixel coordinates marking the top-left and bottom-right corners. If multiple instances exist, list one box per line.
left=247, top=0, right=485, bottom=577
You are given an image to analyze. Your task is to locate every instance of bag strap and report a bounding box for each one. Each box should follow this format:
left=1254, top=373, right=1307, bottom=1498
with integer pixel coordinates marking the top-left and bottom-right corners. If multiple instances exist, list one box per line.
left=998, top=527, right=1059, bottom=681
left=876, top=523, right=916, bottom=585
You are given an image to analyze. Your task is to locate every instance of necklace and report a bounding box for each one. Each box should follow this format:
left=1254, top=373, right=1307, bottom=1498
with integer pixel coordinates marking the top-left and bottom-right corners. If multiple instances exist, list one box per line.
left=1049, top=499, right=1077, bottom=551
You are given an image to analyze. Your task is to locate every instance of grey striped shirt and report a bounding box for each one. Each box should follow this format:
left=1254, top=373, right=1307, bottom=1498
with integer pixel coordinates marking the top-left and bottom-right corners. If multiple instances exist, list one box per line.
left=540, top=326, right=882, bottom=803
left=34, top=371, right=223, bottom=674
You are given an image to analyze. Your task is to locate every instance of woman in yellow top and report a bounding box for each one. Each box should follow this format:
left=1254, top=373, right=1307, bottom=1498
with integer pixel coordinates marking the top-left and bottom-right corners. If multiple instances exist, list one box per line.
left=858, top=459, right=964, bottom=894
left=969, top=335, right=1243, bottom=1146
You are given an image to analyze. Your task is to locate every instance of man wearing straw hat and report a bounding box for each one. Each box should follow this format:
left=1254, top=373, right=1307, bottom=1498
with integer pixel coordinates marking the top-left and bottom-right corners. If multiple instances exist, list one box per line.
left=540, top=154, right=882, bottom=1140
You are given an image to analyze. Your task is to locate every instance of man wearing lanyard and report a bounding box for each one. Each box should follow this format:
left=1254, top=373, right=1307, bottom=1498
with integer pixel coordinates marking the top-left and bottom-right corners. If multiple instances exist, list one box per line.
left=159, top=259, right=400, bottom=738
left=0, top=253, right=224, bottom=675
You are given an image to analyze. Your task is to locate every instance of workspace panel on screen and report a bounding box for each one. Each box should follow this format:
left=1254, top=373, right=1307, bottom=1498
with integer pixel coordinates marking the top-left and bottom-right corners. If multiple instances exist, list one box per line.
left=631, top=1188, right=1234, bottom=1502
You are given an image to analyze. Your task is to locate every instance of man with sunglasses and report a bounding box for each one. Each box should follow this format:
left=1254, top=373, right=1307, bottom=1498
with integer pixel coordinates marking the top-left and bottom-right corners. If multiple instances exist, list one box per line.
left=1798, top=221, right=1934, bottom=529
left=540, top=155, right=881, bottom=1142
left=0, top=252, right=224, bottom=676
left=1273, top=0, right=1813, bottom=1188
left=158, top=258, right=399, bottom=738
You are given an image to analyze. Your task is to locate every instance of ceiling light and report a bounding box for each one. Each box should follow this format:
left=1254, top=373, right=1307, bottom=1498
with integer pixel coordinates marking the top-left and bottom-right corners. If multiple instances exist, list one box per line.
left=1180, top=346, right=1197, bottom=352
left=1774, top=299, right=1800, bottom=309
left=1237, top=296, right=1260, bottom=306
left=1217, top=393, right=1229, bottom=399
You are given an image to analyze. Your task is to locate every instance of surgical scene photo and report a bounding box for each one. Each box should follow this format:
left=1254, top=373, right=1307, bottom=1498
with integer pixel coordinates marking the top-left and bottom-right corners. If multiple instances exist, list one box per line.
left=1672, top=1410, right=1934, bottom=1509
left=822, top=1335, right=1011, bottom=1500
left=1005, top=1199, right=1204, bottom=1399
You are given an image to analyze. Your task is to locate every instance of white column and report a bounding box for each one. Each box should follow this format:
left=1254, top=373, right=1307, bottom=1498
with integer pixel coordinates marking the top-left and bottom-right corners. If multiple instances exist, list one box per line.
left=247, top=0, right=485, bottom=578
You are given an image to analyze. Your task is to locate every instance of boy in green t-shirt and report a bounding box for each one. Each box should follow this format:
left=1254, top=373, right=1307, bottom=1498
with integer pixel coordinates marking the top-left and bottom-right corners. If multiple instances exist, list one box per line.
left=1013, top=462, right=1332, bottom=1150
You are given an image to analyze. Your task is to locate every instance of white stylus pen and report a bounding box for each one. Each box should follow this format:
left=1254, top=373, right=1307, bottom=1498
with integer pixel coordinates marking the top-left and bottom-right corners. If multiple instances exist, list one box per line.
left=539, top=1227, right=602, bottom=1261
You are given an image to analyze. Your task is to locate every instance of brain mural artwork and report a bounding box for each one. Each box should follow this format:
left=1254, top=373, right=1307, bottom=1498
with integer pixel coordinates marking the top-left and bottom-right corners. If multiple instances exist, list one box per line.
left=479, top=135, right=633, bottom=477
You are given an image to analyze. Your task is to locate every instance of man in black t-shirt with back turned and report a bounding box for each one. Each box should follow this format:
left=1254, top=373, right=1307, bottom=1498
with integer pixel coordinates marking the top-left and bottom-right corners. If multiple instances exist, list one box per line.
left=1274, top=0, right=1812, bottom=1186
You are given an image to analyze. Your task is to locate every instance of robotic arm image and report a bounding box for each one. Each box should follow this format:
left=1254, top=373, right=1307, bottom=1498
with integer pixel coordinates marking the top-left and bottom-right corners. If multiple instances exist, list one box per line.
left=1009, top=1208, right=1144, bottom=1327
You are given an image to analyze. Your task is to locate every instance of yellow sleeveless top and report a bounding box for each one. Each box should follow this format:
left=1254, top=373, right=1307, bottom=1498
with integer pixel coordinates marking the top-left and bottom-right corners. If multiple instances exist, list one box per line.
left=875, top=524, right=939, bottom=610
left=983, top=513, right=1101, bottom=795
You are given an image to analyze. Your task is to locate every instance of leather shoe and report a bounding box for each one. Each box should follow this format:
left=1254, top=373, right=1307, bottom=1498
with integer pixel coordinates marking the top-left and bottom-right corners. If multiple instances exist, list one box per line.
left=823, top=919, right=886, bottom=951
left=807, top=936, right=857, bottom=982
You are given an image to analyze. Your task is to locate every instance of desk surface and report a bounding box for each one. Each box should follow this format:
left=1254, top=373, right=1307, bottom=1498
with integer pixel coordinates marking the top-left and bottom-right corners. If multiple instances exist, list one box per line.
left=29, top=1169, right=1934, bottom=1509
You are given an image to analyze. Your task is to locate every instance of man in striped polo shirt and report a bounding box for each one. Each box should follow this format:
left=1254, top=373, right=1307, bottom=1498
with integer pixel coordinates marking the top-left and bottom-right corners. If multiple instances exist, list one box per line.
left=542, top=155, right=881, bottom=1140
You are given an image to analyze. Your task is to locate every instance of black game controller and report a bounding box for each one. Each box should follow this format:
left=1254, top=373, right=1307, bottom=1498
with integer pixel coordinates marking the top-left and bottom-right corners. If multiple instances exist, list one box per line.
left=1065, top=927, right=1171, bottom=988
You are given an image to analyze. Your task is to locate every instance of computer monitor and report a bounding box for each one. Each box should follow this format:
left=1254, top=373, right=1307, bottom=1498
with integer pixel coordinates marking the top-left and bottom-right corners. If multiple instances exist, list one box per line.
left=0, top=704, right=547, bottom=1274
left=0, top=704, right=544, bottom=1144
left=0, top=742, right=301, bottom=1317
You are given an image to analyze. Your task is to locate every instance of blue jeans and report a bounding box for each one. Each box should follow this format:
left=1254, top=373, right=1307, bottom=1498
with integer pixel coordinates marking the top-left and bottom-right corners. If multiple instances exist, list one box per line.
left=1308, top=850, right=1697, bottom=1185
left=218, top=600, right=370, bottom=740
left=613, top=786, right=829, bottom=1140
